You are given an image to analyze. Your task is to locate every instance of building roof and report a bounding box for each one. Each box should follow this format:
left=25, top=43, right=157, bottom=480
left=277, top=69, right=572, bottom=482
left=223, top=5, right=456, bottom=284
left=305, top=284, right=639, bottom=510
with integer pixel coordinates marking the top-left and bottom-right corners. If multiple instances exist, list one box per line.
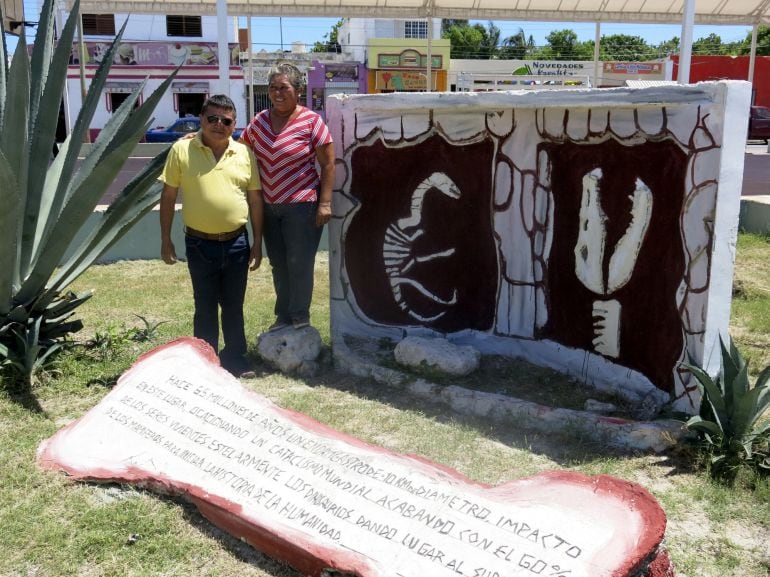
left=68, top=0, right=770, bottom=27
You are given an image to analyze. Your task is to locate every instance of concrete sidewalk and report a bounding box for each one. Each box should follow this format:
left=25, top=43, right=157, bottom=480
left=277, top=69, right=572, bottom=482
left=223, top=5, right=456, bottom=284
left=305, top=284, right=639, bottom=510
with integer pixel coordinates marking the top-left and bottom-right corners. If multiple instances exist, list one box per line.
left=740, top=144, right=770, bottom=235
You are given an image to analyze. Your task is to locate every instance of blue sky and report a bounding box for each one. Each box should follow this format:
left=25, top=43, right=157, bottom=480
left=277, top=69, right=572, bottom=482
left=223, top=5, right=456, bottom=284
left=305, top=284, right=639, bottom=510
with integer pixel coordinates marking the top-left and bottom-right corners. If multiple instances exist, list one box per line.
left=243, top=17, right=753, bottom=52
left=5, top=14, right=754, bottom=55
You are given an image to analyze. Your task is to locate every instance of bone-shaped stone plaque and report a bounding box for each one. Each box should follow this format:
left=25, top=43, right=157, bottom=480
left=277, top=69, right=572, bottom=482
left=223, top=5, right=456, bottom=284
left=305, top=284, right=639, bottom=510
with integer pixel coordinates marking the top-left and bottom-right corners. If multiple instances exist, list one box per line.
left=38, top=338, right=674, bottom=577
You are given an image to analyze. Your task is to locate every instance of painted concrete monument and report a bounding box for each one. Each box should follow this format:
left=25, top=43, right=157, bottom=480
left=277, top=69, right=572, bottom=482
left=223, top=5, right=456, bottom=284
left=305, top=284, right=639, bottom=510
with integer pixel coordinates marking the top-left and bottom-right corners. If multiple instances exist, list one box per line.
left=38, top=338, right=675, bottom=576
left=326, top=81, right=751, bottom=413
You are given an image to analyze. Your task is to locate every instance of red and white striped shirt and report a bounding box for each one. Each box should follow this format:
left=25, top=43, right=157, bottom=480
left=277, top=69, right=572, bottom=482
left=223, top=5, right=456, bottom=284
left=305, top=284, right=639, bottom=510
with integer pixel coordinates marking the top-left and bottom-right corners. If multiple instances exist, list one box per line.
left=241, top=107, right=332, bottom=204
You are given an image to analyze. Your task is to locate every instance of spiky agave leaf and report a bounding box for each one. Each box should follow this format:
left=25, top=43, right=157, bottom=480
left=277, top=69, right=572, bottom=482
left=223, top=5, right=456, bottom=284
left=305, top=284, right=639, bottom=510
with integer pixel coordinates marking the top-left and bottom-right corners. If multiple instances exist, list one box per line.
left=683, top=360, right=727, bottom=432
left=23, top=0, right=81, bottom=267
left=17, top=45, right=178, bottom=308
left=0, top=26, right=30, bottom=305
left=49, top=152, right=169, bottom=294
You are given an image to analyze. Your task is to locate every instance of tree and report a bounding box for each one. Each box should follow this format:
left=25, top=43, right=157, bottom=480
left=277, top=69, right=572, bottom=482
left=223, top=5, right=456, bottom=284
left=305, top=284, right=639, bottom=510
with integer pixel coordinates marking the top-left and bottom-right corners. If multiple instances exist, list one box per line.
left=542, top=29, right=584, bottom=60
left=499, top=27, right=527, bottom=59
left=441, top=19, right=468, bottom=34
left=692, top=33, right=725, bottom=56
left=655, top=37, right=680, bottom=58
left=442, top=22, right=486, bottom=59
left=599, top=34, right=652, bottom=61
left=0, top=0, right=176, bottom=385
left=480, top=21, right=501, bottom=59
left=739, top=25, right=770, bottom=56
left=312, top=18, right=343, bottom=53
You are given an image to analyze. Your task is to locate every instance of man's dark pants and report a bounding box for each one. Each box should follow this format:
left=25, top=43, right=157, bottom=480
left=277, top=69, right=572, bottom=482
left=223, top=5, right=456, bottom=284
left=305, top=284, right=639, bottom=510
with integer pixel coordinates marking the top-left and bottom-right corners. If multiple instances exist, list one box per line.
left=185, top=231, right=249, bottom=372
left=263, top=201, right=322, bottom=325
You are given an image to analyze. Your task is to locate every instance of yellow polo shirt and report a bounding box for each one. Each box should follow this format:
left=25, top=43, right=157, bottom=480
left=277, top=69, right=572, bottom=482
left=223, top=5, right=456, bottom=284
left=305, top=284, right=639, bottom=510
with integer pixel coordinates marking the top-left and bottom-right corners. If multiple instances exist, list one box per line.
left=159, top=133, right=261, bottom=234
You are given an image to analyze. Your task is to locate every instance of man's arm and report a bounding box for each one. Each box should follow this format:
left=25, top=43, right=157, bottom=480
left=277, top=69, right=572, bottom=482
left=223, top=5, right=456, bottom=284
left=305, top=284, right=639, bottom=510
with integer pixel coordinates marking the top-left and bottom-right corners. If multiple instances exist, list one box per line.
left=315, top=142, right=335, bottom=227
left=160, top=184, right=179, bottom=264
left=247, top=188, right=263, bottom=271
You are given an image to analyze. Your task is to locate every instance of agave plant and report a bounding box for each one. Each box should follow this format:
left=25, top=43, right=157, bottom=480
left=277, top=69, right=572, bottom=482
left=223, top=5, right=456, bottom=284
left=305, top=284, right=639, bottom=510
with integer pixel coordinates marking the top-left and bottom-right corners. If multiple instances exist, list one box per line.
left=684, top=336, right=770, bottom=478
left=0, top=0, right=178, bottom=383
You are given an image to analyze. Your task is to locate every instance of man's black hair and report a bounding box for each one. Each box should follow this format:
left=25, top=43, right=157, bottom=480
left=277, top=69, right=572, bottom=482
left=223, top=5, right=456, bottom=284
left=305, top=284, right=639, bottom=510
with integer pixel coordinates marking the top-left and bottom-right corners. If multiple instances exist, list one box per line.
left=201, top=94, right=236, bottom=117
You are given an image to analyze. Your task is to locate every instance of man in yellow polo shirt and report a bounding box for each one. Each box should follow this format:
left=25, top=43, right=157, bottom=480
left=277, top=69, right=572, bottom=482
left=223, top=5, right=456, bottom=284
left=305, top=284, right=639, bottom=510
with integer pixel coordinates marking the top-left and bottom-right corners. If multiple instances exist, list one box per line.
left=159, top=94, right=262, bottom=378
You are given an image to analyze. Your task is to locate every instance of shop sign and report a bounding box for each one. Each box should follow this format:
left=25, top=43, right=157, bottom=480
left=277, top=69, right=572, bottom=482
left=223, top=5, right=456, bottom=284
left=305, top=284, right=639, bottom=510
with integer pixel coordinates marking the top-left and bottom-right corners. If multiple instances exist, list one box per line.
left=376, top=70, right=437, bottom=91
left=377, top=51, right=442, bottom=69
left=69, top=41, right=240, bottom=66
left=325, top=64, right=359, bottom=82
left=603, top=62, right=663, bottom=75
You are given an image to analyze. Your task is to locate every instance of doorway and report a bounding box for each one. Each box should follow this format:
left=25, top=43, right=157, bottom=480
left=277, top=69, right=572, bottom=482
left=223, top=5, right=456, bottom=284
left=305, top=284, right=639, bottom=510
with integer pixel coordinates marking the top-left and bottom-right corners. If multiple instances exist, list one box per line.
left=178, top=93, right=206, bottom=117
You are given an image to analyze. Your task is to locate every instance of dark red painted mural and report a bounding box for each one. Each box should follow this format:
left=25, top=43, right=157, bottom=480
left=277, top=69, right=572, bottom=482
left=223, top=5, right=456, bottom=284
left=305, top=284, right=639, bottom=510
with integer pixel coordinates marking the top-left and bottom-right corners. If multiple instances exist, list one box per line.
left=540, top=139, right=688, bottom=392
left=344, top=134, right=499, bottom=333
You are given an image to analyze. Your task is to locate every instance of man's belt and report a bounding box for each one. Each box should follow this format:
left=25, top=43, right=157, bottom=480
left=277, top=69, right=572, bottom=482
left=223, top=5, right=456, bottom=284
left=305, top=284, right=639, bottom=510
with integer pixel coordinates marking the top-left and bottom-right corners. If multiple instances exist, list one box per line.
left=184, top=225, right=246, bottom=242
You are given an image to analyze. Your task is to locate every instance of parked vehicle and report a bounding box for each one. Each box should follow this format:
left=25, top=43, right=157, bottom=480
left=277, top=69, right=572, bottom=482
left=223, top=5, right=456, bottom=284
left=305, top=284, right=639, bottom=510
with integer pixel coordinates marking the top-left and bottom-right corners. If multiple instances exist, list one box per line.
left=144, top=117, right=242, bottom=142
left=748, top=106, right=770, bottom=142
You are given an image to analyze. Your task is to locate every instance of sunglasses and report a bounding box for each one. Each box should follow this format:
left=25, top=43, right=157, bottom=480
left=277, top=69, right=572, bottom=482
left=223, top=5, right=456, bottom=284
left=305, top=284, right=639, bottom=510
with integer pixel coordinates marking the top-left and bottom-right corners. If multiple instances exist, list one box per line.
left=205, top=114, right=234, bottom=127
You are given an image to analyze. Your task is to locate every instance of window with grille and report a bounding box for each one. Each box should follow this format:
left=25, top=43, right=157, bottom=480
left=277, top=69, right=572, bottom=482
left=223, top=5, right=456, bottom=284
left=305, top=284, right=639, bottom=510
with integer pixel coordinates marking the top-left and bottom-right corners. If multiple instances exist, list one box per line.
left=166, top=15, right=202, bottom=37
left=82, top=14, right=115, bottom=36
left=404, top=20, right=427, bottom=39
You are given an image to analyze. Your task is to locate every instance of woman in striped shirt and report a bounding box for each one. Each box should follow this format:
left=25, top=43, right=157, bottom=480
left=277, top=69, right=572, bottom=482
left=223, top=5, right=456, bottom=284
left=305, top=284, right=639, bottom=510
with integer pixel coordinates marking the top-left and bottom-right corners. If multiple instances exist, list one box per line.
left=240, top=63, right=335, bottom=332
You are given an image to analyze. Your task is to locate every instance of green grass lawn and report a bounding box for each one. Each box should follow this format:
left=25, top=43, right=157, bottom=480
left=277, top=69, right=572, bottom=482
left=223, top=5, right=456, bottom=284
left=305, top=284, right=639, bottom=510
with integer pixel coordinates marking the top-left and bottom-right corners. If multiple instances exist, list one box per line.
left=1, top=239, right=769, bottom=577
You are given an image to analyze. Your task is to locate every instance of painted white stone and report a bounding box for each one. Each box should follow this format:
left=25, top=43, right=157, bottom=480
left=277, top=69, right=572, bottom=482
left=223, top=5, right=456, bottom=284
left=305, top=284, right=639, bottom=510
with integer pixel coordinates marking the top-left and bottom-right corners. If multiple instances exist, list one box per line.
left=494, top=160, right=512, bottom=207
left=565, top=108, right=590, bottom=141
left=400, top=112, right=432, bottom=140
left=666, top=103, right=701, bottom=148
left=608, top=107, right=638, bottom=138
left=589, top=108, right=610, bottom=135
left=355, top=111, right=393, bottom=140
left=636, top=107, right=666, bottom=137
left=584, top=399, right=619, bottom=414
left=434, top=110, right=486, bottom=140
left=486, top=108, right=514, bottom=137
left=37, top=339, right=675, bottom=576
left=394, top=336, right=481, bottom=376
left=328, top=83, right=751, bottom=417
left=495, top=283, right=536, bottom=337
left=542, top=107, right=566, bottom=139
left=257, top=325, right=322, bottom=375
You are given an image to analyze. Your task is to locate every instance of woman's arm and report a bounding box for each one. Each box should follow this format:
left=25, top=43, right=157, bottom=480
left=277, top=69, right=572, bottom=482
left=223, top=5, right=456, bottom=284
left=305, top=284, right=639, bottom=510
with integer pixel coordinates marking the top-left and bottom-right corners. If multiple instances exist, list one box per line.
left=315, top=141, right=335, bottom=227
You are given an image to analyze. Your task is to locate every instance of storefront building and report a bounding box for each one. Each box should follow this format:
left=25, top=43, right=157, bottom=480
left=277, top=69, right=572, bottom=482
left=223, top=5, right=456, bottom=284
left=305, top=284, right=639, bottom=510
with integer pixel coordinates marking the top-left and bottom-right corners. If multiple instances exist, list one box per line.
left=306, top=61, right=367, bottom=119
left=366, top=39, right=450, bottom=93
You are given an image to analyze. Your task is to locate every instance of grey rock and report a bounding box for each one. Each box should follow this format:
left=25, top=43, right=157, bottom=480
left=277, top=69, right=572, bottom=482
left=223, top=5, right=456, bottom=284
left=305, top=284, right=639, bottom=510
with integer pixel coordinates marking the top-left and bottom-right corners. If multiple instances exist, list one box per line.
left=258, top=325, right=322, bottom=374
left=394, top=336, right=481, bottom=376
left=584, top=399, right=618, bottom=414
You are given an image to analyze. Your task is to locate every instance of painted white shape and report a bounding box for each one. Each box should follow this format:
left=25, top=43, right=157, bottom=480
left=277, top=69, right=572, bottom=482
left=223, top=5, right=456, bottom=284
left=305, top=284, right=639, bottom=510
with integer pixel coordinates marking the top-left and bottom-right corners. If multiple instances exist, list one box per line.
left=542, top=107, right=566, bottom=139
left=401, top=113, right=432, bottom=140
left=574, top=169, right=608, bottom=295
left=607, top=178, right=653, bottom=292
left=636, top=107, right=666, bottom=137
left=486, top=109, right=514, bottom=137
left=494, top=160, right=513, bottom=207
left=383, top=173, right=461, bottom=322
left=589, top=108, right=610, bottom=135
left=566, top=108, right=590, bottom=141
left=356, top=111, right=393, bottom=140
left=608, top=107, right=638, bottom=138
left=495, top=283, right=538, bottom=337
left=666, top=103, right=701, bottom=147
left=434, top=111, right=486, bottom=140
left=592, top=299, right=621, bottom=358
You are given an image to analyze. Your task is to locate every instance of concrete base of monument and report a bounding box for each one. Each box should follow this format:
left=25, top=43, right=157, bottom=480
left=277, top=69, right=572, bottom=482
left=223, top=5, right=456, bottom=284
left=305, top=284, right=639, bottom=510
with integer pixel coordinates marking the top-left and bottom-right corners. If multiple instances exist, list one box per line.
left=333, top=336, right=689, bottom=453
left=38, top=338, right=676, bottom=577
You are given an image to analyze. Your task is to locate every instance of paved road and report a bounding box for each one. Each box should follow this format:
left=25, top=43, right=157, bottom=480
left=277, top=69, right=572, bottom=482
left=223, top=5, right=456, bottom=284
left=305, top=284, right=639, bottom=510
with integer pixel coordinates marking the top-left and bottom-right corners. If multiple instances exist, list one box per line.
left=97, top=143, right=770, bottom=205
left=743, top=142, right=770, bottom=197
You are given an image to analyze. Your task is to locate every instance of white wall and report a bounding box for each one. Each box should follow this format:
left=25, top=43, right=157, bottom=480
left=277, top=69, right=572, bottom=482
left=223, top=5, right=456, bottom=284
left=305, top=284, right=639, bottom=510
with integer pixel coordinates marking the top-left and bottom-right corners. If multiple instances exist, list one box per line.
left=340, top=18, right=442, bottom=64
left=65, top=75, right=248, bottom=132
